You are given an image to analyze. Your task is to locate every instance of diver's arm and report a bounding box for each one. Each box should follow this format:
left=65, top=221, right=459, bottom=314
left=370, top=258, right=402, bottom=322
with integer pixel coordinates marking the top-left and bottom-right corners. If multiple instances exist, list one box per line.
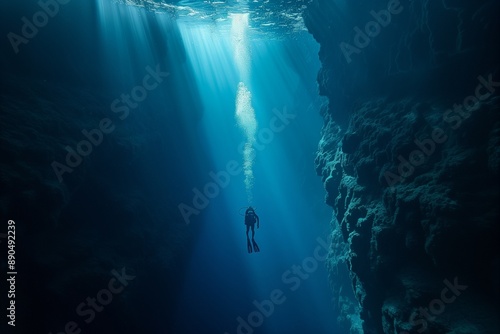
left=256, top=215, right=260, bottom=228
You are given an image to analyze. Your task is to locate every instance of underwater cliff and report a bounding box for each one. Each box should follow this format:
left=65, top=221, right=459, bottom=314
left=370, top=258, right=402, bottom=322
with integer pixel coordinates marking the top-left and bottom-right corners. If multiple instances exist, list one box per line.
left=305, top=0, right=500, bottom=333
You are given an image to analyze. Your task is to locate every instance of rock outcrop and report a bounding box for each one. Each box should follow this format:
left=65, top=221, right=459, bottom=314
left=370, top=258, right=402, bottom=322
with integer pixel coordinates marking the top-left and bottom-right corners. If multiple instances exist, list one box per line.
left=304, top=0, right=500, bottom=333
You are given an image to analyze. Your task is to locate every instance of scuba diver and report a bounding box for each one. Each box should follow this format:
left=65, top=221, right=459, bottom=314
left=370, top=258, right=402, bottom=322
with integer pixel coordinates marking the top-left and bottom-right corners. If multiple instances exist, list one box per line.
left=245, top=206, right=260, bottom=253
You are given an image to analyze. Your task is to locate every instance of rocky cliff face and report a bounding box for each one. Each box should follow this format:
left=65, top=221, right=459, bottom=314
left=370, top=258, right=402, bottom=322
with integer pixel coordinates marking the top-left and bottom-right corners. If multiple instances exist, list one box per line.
left=304, top=1, right=500, bottom=333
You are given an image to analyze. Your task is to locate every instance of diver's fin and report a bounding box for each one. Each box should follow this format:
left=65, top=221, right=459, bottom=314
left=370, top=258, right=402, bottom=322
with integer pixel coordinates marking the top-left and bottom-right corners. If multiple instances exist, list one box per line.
left=252, top=239, right=260, bottom=252
left=247, top=238, right=253, bottom=253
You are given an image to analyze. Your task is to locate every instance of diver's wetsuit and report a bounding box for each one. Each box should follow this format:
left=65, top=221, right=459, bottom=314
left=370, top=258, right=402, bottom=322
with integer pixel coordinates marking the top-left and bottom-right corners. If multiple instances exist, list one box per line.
left=245, top=208, right=259, bottom=237
left=245, top=207, right=260, bottom=253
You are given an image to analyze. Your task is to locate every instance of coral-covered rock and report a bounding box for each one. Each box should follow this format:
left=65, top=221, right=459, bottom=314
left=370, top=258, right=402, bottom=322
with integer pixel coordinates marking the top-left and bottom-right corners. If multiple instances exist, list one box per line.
left=305, top=0, right=500, bottom=332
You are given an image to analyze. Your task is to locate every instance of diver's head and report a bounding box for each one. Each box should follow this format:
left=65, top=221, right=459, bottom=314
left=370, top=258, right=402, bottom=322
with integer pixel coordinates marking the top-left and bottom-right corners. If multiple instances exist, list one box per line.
left=246, top=206, right=254, bottom=214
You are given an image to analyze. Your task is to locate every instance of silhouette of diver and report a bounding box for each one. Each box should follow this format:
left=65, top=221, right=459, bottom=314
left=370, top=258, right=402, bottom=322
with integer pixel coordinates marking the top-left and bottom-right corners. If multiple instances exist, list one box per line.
left=245, top=206, right=260, bottom=253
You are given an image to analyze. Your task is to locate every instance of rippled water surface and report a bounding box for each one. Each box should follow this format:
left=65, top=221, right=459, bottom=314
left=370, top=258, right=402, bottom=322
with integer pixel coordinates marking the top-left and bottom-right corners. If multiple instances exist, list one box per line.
left=115, top=0, right=310, bottom=35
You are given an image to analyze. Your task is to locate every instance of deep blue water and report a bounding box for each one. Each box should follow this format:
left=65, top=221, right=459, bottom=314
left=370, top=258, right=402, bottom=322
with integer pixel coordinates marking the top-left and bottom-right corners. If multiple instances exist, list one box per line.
left=166, top=9, right=340, bottom=334
left=2, top=1, right=499, bottom=333
left=0, top=1, right=343, bottom=333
